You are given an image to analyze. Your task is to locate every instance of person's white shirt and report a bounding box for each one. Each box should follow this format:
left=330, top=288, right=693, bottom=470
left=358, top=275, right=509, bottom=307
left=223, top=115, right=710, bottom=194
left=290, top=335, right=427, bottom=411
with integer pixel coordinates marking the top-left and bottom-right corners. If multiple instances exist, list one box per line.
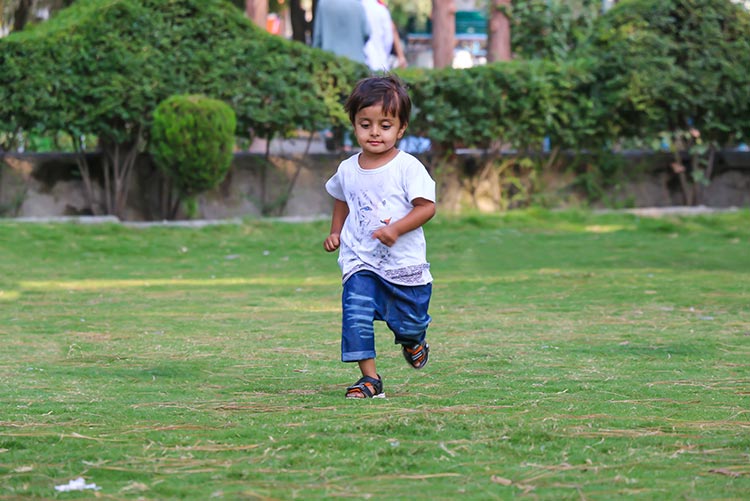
left=361, top=0, right=394, bottom=71
left=325, top=150, right=435, bottom=286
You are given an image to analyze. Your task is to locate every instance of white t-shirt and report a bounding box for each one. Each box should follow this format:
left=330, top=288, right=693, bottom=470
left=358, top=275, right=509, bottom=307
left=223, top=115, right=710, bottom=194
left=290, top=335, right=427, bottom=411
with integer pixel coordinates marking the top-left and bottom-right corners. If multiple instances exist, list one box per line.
left=325, top=150, right=436, bottom=286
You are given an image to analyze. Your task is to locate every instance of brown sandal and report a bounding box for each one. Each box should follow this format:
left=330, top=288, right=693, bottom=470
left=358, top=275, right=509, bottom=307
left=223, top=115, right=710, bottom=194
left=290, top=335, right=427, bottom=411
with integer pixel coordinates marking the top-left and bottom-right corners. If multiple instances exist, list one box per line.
left=402, top=341, right=429, bottom=369
left=345, top=375, right=385, bottom=399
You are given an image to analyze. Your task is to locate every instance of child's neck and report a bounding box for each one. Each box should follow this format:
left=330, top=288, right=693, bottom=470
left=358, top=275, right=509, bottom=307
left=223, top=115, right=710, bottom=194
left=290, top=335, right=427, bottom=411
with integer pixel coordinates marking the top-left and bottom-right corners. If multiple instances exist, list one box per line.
left=358, top=148, right=399, bottom=170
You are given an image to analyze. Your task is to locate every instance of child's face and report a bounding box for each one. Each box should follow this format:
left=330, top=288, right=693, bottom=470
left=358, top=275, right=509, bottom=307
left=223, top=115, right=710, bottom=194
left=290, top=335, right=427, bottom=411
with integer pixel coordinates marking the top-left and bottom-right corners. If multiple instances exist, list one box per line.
left=352, top=104, right=407, bottom=159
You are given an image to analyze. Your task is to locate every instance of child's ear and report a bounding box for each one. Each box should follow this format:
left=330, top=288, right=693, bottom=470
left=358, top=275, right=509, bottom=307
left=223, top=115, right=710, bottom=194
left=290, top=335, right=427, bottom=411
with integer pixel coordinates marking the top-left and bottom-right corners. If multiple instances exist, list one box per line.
left=398, top=123, right=408, bottom=139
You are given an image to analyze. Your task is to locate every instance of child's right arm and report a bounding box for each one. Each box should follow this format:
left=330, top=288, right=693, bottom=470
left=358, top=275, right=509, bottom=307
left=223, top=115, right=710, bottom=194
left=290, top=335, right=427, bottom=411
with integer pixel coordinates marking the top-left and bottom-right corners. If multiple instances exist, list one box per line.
left=323, top=199, right=350, bottom=252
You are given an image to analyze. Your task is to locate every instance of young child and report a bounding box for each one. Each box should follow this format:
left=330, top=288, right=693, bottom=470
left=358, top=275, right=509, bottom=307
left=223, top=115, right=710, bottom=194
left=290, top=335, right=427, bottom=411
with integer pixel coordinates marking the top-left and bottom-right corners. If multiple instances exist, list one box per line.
left=323, top=75, right=436, bottom=398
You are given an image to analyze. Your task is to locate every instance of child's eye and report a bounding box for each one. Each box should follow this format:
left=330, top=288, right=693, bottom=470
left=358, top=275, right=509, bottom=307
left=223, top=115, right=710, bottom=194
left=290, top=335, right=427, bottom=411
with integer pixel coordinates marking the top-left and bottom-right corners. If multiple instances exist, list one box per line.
left=382, top=124, right=392, bottom=130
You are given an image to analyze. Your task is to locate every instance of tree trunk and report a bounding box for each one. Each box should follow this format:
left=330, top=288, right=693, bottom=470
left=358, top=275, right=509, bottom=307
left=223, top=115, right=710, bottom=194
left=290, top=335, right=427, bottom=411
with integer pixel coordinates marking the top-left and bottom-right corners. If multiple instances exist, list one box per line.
left=487, top=0, right=511, bottom=62
left=310, top=0, right=319, bottom=40
left=72, top=135, right=102, bottom=216
left=4, top=0, right=76, bottom=34
left=289, top=0, right=307, bottom=43
left=98, top=131, right=141, bottom=219
left=12, top=0, right=33, bottom=32
left=245, top=0, right=268, bottom=29
left=432, top=0, right=456, bottom=69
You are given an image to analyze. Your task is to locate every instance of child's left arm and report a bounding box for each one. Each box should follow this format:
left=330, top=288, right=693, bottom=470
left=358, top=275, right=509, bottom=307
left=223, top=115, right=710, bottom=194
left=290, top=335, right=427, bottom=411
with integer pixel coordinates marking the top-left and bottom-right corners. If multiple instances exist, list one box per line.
left=372, top=197, right=435, bottom=247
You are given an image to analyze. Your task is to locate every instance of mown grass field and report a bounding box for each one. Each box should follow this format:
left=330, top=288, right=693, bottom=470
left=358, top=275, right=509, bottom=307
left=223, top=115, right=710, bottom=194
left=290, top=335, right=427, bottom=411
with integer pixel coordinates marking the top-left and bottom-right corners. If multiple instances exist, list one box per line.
left=1, top=210, right=749, bottom=499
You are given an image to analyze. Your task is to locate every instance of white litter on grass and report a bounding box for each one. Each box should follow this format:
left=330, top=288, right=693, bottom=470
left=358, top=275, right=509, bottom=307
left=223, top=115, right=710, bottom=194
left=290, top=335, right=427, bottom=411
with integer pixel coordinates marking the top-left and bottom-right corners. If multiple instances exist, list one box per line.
left=54, top=478, right=101, bottom=492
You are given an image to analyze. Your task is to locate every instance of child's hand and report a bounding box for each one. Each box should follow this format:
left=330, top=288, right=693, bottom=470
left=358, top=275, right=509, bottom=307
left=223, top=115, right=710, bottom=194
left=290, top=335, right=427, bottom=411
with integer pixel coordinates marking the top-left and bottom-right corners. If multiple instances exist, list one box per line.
left=324, top=233, right=341, bottom=252
left=372, top=225, right=399, bottom=247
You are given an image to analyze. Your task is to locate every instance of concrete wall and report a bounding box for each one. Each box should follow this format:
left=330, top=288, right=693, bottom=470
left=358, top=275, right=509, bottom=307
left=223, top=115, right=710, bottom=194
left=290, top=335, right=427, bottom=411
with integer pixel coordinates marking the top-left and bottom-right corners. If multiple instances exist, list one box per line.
left=1, top=150, right=749, bottom=221
left=0, top=152, right=343, bottom=221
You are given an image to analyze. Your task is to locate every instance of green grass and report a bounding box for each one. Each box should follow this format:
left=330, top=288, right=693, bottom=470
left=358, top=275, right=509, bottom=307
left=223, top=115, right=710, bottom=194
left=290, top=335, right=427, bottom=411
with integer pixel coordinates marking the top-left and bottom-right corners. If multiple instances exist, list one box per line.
left=1, top=210, right=749, bottom=499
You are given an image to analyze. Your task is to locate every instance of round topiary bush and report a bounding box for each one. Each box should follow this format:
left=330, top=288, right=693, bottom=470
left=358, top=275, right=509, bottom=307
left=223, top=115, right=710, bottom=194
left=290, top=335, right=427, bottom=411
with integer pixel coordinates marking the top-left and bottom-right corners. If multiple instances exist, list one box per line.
left=150, top=94, right=236, bottom=216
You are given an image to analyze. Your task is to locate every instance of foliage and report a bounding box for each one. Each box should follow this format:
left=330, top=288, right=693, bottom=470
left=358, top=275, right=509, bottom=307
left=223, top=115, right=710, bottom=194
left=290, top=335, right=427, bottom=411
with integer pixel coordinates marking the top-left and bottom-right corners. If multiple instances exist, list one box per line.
left=388, top=0, right=432, bottom=32
left=404, top=58, right=600, bottom=153
left=0, top=129, right=84, bottom=153
left=400, top=0, right=750, bottom=207
left=150, top=94, right=236, bottom=217
left=587, top=0, right=750, bottom=144
left=0, top=0, right=366, bottom=218
left=405, top=0, right=750, bottom=155
left=1, top=212, right=750, bottom=497
left=584, top=0, right=750, bottom=203
left=509, top=0, right=602, bottom=61
left=3, top=0, right=750, bottom=215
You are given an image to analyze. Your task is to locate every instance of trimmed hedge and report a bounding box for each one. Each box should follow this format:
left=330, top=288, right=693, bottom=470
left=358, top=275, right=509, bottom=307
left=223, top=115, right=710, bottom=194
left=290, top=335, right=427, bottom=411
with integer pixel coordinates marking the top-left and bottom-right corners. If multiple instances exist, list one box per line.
left=0, top=0, right=367, bottom=217
left=404, top=58, right=600, bottom=152
left=151, top=95, right=236, bottom=205
left=0, top=0, right=364, bottom=141
left=404, top=0, right=750, bottom=155
left=2, top=0, right=749, bottom=215
left=510, top=0, right=601, bottom=61
left=587, top=0, right=750, bottom=145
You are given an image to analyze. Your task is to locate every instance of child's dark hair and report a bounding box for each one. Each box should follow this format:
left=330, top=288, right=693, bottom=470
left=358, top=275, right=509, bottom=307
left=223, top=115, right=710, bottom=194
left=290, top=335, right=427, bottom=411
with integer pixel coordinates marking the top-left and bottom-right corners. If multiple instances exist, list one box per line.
left=344, top=75, right=411, bottom=126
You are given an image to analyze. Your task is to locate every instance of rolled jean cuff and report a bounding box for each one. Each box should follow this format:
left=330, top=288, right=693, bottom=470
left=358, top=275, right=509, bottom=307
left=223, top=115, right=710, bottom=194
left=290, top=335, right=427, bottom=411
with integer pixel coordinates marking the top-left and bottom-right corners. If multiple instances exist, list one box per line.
left=342, top=350, right=376, bottom=362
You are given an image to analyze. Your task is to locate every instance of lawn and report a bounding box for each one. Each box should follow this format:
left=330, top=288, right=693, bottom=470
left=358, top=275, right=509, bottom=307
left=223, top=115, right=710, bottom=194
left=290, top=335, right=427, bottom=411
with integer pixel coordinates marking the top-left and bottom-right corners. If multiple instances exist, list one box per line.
left=1, top=210, right=749, bottom=499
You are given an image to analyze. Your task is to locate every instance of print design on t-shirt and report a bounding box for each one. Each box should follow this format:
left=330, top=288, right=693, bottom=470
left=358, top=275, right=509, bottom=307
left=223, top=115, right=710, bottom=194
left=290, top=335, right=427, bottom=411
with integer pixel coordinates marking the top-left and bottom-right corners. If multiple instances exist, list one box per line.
left=353, top=190, right=393, bottom=268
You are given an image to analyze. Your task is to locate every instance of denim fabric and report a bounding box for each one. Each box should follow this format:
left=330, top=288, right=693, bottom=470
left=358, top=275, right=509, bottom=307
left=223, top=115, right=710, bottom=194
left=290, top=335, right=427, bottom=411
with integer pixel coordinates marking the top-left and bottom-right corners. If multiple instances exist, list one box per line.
left=341, top=271, right=432, bottom=362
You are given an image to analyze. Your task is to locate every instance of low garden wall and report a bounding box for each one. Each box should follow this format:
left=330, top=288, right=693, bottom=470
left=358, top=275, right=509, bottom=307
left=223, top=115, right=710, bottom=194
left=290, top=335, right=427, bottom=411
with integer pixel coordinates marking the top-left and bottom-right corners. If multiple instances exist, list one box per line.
left=1, top=150, right=749, bottom=221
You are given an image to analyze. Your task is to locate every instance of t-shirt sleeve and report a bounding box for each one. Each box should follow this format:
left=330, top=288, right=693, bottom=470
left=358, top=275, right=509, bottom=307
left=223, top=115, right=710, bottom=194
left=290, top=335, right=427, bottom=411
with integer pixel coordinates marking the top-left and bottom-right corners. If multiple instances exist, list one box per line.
left=404, top=157, right=436, bottom=204
left=325, top=169, right=346, bottom=201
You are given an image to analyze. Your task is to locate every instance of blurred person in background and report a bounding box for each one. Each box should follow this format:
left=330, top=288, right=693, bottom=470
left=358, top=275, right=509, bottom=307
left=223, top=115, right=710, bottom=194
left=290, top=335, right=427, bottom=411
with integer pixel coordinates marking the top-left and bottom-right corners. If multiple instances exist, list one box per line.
left=313, top=0, right=372, bottom=151
left=362, top=0, right=394, bottom=71
left=312, top=0, right=371, bottom=65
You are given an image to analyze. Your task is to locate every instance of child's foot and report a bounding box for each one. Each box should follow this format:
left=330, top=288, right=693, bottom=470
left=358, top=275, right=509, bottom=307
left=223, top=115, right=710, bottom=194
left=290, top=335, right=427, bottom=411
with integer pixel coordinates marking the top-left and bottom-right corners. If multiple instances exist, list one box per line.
left=402, top=341, right=429, bottom=369
left=345, top=375, right=385, bottom=399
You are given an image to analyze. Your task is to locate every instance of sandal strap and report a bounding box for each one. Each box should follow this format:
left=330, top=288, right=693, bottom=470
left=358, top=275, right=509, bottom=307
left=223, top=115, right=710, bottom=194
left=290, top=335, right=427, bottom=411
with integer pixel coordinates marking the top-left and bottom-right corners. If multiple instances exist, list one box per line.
left=403, top=341, right=429, bottom=369
left=346, top=375, right=383, bottom=398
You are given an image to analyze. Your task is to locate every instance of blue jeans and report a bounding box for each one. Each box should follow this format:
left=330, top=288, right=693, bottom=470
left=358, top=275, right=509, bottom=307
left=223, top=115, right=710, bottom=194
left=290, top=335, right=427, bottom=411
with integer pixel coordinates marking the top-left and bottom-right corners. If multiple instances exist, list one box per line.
left=341, top=271, right=432, bottom=362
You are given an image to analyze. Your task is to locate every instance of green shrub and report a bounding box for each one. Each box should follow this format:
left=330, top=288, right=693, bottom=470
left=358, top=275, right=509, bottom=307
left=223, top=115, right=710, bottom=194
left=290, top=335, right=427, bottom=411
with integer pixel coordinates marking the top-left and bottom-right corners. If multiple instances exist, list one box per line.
left=404, top=57, right=599, bottom=153
left=587, top=0, right=750, bottom=145
left=0, top=0, right=366, bottom=218
left=510, top=0, right=601, bottom=61
left=151, top=95, right=236, bottom=217
left=584, top=0, right=750, bottom=203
